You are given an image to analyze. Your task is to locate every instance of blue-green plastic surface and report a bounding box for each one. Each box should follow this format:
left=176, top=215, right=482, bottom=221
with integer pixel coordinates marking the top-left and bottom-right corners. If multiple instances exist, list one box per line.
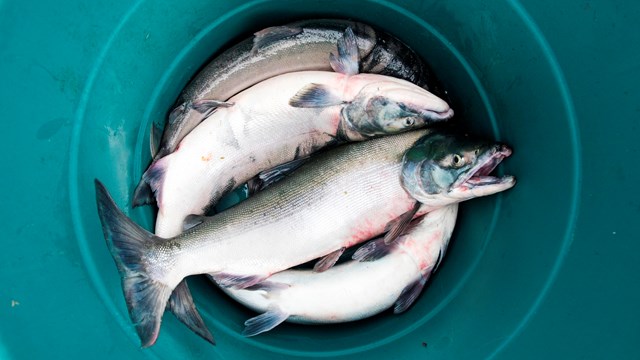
left=1, top=0, right=639, bottom=358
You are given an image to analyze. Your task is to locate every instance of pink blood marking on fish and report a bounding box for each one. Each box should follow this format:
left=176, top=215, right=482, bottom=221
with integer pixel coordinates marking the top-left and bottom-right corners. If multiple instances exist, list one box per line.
left=345, top=205, right=413, bottom=247
left=346, top=223, right=381, bottom=248
left=399, top=230, right=444, bottom=271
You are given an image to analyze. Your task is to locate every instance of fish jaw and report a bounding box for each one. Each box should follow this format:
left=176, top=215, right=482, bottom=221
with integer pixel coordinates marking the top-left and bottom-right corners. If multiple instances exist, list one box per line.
left=401, top=133, right=515, bottom=208
left=447, top=144, right=516, bottom=201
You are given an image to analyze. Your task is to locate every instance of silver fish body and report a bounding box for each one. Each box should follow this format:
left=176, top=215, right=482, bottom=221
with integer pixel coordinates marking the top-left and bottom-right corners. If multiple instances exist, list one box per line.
left=96, top=130, right=515, bottom=347
left=154, top=19, right=443, bottom=160
left=223, top=204, right=458, bottom=336
left=154, top=130, right=431, bottom=285
left=148, top=71, right=452, bottom=237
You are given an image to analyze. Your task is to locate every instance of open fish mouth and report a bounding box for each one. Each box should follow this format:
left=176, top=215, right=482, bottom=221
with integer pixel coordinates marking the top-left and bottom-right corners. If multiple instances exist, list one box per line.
left=452, top=144, right=513, bottom=190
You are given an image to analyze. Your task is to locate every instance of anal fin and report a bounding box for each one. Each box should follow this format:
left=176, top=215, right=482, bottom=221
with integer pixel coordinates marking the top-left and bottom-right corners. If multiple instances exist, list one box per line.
left=168, top=280, right=215, bottom=345
left=149, top=121, right=163, bottom=158
left=393, top=276, right=429, bottom=314
left=242, top=306, right=289, bottom=337
left=211, top=273, right=266, bottom=289
left=132, top=156, right=169, bottom=208
left=182, top=214, right=207, bottom=232
left=245, top=280, right=290, bottom=292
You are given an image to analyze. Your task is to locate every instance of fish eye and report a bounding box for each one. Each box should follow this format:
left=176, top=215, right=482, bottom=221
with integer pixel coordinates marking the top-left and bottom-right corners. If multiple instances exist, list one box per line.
left=453, top=154, right=463, bottom=166
left=474, top=149, right=480, bottom=156
left=404, top=118, right=415, bottom=127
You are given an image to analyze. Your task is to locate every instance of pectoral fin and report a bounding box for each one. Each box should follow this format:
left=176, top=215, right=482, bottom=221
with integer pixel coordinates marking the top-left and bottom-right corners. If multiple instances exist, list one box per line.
left=258, top=157, right=309, bottom=189
left=313, top=247, right=346, bottom=272
left=242, top=306, right=290, bottom=337
left=352, top=238, right=398, bottom=262
left=383, top=202, right=421, bottom=245
left=289, top=84, right=346, bottom=108
left=191, top=99, right=233, bottom=118
left=393, top=276, right=429, bottom=314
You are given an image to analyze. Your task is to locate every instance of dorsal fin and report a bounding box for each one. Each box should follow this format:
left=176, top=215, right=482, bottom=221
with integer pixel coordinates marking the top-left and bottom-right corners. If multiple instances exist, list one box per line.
left=329, top=27, right=359, bottom=75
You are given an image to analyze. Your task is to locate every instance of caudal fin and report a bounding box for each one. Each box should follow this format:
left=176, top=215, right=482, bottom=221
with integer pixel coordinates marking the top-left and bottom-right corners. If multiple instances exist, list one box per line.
left=95, top=179, right=173, bottom=347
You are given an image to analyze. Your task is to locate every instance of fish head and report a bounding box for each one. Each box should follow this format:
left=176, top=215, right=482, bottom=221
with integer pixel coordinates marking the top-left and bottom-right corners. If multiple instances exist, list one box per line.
left=342, top=81, right=454, bottom=139
left=401, top=132, right=515, bottom=208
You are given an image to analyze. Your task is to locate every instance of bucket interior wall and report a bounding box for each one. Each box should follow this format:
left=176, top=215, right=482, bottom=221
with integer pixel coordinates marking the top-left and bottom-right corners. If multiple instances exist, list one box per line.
left=9, top=0, right=639, bottom=359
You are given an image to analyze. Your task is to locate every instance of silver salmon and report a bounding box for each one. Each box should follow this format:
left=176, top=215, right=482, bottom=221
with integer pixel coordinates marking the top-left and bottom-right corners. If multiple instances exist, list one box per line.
left=224, top=205, right=458, bottom=336
left=95, top=130, right=514, bottom=347
left=135, top=28, right=453, bottom=238
left=153, top=19, right=444, bottom=160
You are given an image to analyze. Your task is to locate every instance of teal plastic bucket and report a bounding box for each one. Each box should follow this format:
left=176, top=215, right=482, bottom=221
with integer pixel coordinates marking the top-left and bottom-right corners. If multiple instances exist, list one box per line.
left=2, top=0, right=639, bottom=359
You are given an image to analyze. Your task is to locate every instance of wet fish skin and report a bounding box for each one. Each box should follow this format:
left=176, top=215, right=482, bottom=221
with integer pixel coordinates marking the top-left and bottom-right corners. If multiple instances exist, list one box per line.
left=223, top=204, right=458, bottom=336
left=401, top=131, right=516, bottom=208
left=153, top=19, right=444, bottom=160
left=148, top=70, right=452, bottom=238
left=96, top=130, right=515, bottom=347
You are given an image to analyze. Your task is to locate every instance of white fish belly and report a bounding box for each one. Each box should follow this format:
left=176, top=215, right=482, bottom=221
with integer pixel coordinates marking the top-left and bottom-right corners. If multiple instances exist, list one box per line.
left=153, top=72, right=347, bottom=237
left=225, top=253, right=420, bottom=324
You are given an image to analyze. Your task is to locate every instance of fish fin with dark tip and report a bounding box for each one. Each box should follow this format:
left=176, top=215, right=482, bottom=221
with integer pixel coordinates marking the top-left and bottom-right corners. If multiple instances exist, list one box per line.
left=244, top=281, right=291, bottom=292
left=132, top=180, right=155, bottom=207
left=211, top=273, right=266, bottom=289
left=182, top=214, right=207, bottom=232
left=242, top=306, right=290, bottom=337
left=313, top=247, right=346, bottom=272
left=383, top=202, right=421, bottom=245
left=257, top=157, right=309, bottom=189
left=393, top=275, right=429, bottom=314
left=95, top=179, right=178, bottom=347
left=352, top=238, right=398, bottom=262
left=251, top=26, right=303, bottom=55
left=168, top=280, right=215, bottom=345
left=431, top=248, right=446, bottom=274
left=289, top=84, right=346, bottom=108
left=149, top=121, right=163, bottom=158
left=329, top=27, right=359, bottom=76
left=153, top=103, right=188, bottom=160
left=246, top=177, right=264, bottom=196
left=191, top=99, right=233, bottom=118
left=132, top=156, right=169, bottom=208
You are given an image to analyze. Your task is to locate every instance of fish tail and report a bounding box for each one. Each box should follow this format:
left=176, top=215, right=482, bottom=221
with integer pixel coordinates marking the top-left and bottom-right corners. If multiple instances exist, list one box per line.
left=132, top=155, right=169, bottom=207
left=95, top=179, right=174, bottom=347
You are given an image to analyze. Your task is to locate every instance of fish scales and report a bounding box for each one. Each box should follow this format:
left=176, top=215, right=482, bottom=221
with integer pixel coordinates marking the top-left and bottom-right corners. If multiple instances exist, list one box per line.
left=157, top=131, right=428, bottom=286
